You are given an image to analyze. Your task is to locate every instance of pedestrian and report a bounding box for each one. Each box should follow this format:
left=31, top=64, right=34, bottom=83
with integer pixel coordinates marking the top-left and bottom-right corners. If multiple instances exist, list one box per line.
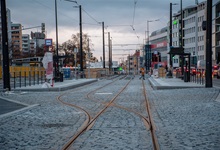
left=139, top=67, right=145, bottom=80
left=165, top=65, right=168, bottom=73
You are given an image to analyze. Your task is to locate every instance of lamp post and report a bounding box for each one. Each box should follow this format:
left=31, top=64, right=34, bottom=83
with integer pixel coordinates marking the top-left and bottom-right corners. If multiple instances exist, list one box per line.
left=55, top=0, right=59, bottom=81
left=1, top=0, right=10, bottom=91
left=169, top=3, right=178, bottom=68
left=205, top=0, right=212, bottom=87
left=146, top=19, right=159, bottom=73
left=195, top=0, right=198, bottom=65
left=64, top=0, right=83, bottom=74
left=147, top=19, right=159, bottom=46
left=180, top=0, right=185, bottom=77
left=79, top=5, right=83, bottom=73
left=102, top=22, right=105, bottom=68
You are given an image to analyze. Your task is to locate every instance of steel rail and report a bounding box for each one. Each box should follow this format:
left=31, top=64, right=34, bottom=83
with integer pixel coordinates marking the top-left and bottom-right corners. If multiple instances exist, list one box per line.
left=61, top=78, right=132, bottom=150
left=142, top=80, right=160, bottom=150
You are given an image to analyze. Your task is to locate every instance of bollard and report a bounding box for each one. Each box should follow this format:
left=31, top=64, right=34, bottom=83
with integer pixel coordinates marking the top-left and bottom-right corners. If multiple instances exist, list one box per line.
left=24, top=72, right=26, bottom=87
left=29, top=71, right=31, bottom=86
left=14, top=72, right=16, bottom=89
left=37, top=71, right=39, bottom=85
left=19, top=71, right=21, bottom=88
left=33, top=71, right=35, bottom=85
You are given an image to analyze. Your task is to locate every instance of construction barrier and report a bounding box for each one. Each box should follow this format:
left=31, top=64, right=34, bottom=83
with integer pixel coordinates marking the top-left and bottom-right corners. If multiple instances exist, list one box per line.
left=0, top=66, right=45, bottom=78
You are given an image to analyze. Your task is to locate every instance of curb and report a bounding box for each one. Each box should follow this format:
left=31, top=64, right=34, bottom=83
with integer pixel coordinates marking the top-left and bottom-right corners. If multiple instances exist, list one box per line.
left=12, top=79, right=98, bottom=92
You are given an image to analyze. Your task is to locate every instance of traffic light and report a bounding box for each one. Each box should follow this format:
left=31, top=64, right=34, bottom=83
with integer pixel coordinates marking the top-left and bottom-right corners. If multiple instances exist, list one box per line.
left=41, top=23, right=45, bottom=33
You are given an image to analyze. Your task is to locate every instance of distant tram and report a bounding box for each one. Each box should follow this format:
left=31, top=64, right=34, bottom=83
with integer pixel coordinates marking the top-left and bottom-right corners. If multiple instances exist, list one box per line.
left=12, top=57, right=43, bottom=67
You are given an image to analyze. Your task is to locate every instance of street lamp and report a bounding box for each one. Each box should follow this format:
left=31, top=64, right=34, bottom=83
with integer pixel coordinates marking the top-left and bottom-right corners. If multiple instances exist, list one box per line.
left=145, top=19, right=159, bottom=73
left=55, top=0, right=60, bottom=81
left=205, top=0, right=212, bottom=87
left=1, top=0, right=10, bottom=91
left=147, top=19, right=159, bottom=46
left=102, top=22, right=105, bottom=68
left=64, top=0, right=83, bottom=74
left=169, top=3, right=178, bottom=68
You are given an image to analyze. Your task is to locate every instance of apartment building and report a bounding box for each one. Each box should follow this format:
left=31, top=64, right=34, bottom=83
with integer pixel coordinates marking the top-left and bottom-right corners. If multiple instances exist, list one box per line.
left=149, top=1, right=216, bottom=68
left=213, top=0, right=220, bottom=64
left=172, top=11, right=181, bottom=68
left=126, top=50, right=140, bottom=75
left=22, top=34, right=30, bottom=55
left=11, top=23, right=22, bottom=59
left=183, top=1, right=206, bottom=65
left=30, top=31, right=46, bottom=56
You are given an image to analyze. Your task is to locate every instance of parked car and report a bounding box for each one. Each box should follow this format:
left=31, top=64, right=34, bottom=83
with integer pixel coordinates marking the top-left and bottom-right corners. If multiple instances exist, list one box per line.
left=217, top=67, right=220, bottom=79
left=190, top=67, right=196, bottom=75
left=212, top=65, right=219, bottom=77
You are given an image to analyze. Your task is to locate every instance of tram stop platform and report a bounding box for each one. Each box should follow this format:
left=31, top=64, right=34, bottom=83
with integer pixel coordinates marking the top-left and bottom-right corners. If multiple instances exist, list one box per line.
left=12, top=78, right=98, bottom=92
left=148, top=76, right=205, bottom=90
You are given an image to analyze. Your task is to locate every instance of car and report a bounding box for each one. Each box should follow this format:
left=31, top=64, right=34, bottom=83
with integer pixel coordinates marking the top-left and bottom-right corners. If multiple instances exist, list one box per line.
left=190, top=67, right=196, bottom=75
left=217, top=68, right=220, bottom=79
left=212, top=65, right=219, bottom=77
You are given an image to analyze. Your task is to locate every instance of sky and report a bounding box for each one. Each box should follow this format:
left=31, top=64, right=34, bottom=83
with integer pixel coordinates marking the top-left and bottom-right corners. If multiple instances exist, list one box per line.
left=6, top=0, right=203, bottom=62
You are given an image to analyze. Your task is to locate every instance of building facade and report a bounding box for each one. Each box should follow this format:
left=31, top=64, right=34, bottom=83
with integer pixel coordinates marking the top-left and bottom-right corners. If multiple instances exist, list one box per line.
left=126, top=50, right=140, bottom=75
left=22, top=34, right=30, bottom=55
left=150, top=27, right=168, bottom=63
left=30, top=31, right=46, bottom=56
left=213, top=0, right=220, bottom=64
left=149, top=1, right=220, bottom=69
left=183, top=1, right=206, bottom=66
left=11, top=23, right=22, bottom=59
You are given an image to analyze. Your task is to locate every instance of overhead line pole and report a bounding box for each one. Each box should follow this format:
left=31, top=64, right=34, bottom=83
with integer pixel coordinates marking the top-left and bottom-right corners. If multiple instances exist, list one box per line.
left=180, top=0, right=184, bottom=77
left=205, top=0, right=212, bottom=87
left=79, top=5, right=83, bottom=72
left=108, top=32, right=111, bottom=72
left=102, top=22, right=105, bottom=68
left=169, top=3, right=173, bottom=68
left=1, top=0, right=10, bottom=91
left=55, top=0, right=59, bottom=81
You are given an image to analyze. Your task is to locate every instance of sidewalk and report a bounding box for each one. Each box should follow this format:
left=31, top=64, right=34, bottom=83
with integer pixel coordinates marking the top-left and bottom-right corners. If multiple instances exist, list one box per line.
left=148, top=76, right=204, bottom=90
left=0, top=78, right=98, bottom=117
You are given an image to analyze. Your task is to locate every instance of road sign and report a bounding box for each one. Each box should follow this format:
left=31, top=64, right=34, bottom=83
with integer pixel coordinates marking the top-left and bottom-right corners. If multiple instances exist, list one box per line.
left=45, top=39, right=52, bottom=46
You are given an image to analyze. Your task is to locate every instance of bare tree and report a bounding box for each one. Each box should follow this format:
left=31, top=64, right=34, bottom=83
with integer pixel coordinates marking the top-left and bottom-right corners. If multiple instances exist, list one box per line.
left=61, top=33, right=96, bottom=67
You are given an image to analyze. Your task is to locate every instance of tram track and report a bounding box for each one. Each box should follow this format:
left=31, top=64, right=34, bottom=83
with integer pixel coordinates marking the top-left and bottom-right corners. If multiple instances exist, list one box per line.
left=59, top=76, right=131, bottom=150
left=57, top=76, right=159, bottom=150
left=56, top=75, right=127, bottom=148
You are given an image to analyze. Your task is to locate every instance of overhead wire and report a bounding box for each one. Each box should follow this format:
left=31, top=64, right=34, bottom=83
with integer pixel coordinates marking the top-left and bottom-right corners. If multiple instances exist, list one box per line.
left=130, top=0, right=141, bottom=48
left=132, top=0, right=138, bottom=26
left=32, top=0, right=79, bottom=23
left=81, top=8, right=101, bottom=25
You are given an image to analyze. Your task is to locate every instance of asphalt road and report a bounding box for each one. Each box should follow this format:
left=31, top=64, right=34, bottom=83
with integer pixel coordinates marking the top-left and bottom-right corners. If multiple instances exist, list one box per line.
left=0, top=98, right=26, bottom=115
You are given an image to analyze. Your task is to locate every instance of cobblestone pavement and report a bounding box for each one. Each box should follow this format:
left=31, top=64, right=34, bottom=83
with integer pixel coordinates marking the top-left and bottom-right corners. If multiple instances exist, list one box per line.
left=71, top=78, right=152, bottom=150
left=0, top=79, right=117, bottom=149
left=0, top=76, right=220, bottom=150
left=145, top=80, right=220, bottom=150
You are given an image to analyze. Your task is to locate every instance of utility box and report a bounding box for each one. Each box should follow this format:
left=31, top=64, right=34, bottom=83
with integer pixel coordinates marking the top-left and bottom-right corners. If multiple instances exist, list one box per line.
left=63, top=68, right=71, bottom=78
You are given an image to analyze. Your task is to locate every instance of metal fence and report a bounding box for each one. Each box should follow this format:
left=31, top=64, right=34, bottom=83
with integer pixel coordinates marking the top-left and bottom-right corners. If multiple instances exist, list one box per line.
left=190, top=69, right=206, bottom=85
left=176, top=69, right=206, bottom=85
left=11, top=70, right=46, bottom=89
